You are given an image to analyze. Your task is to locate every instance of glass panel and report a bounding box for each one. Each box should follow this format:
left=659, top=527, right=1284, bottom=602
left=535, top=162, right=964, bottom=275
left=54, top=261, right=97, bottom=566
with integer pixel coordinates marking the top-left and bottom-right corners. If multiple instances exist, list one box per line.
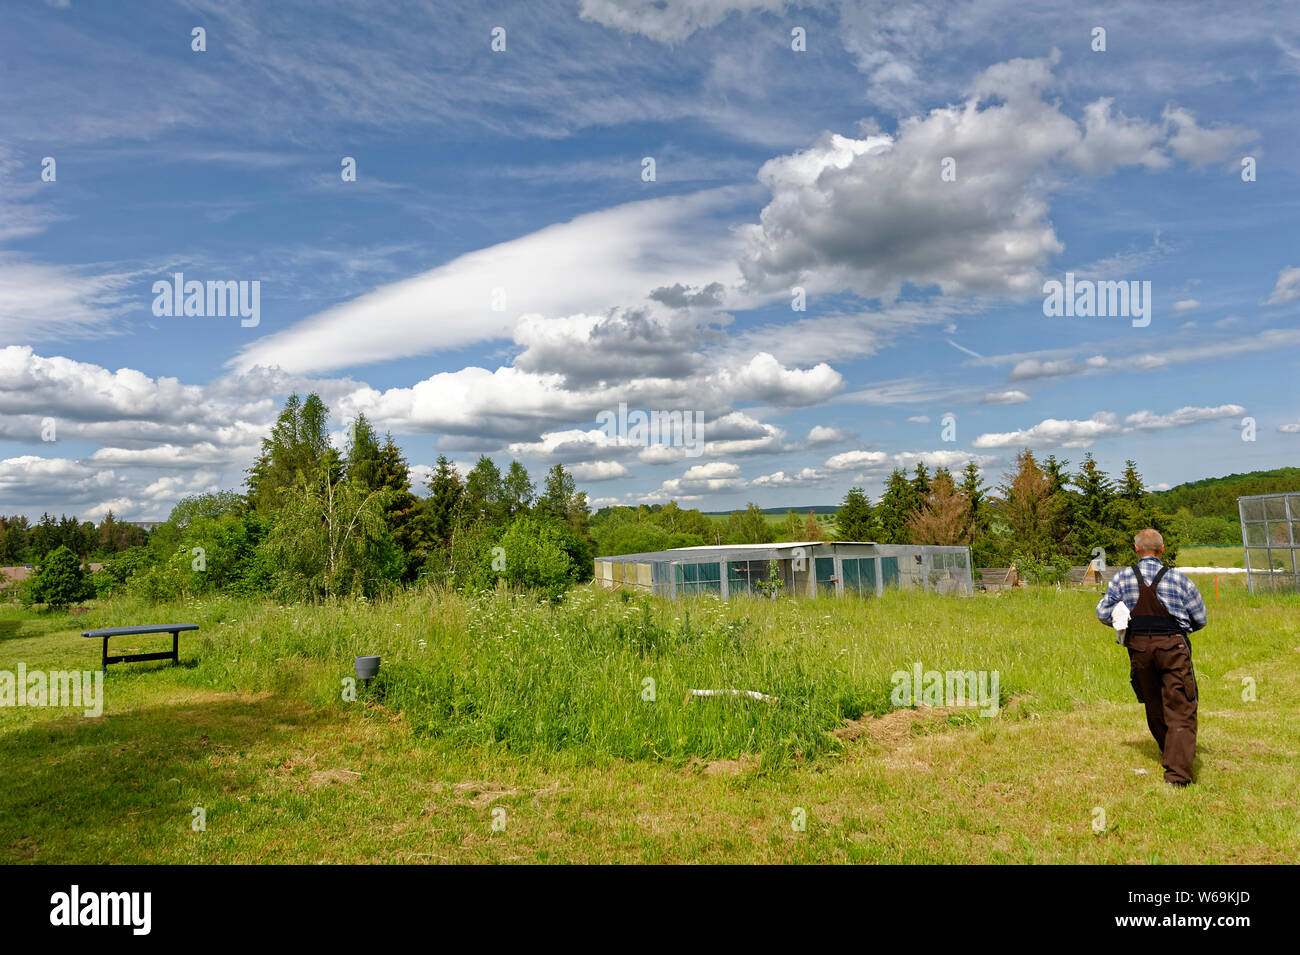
left=843, top=558, right=861, bottom=593
left=1268, top=522, right=1292, bottom=545
left=881, top=556, right=900, bottom=588
left=1241, top=499, right=1265, bottom=522
left=815, top=557, right=837, bottom=594
left=1264, top=496, right=1287, bottom=521
left=683, top=563, right=697, bottom=583
left=1245, top=523, right=1268, bottom=546
left=860, top=557, right=877, bottom=594
left=727, top=561, right=748, bottom=595
left=1246, top=548, right=1270, bottom=570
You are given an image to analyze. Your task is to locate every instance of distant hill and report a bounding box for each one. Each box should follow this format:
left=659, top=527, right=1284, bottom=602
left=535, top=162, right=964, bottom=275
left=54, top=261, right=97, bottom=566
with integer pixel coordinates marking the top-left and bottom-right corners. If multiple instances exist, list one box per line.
left=1152, top=467, right=1300, bottom=521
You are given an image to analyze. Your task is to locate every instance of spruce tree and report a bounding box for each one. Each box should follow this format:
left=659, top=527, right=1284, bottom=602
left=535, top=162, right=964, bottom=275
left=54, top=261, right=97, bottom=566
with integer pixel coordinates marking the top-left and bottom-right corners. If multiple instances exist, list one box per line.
left=835, top=488, right=878, bottom=541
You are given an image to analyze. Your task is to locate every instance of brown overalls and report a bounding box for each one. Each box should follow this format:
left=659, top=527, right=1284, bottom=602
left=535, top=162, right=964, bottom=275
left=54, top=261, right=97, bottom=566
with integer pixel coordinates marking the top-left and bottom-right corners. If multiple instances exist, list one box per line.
left=1124, top=564, right=1198, bottom=785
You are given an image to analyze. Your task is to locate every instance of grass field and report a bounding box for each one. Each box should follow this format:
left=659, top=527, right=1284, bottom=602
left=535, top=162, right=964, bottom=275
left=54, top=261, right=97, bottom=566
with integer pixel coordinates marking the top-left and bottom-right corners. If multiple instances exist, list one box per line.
left=1177, top=546, right=1247, bottom=568
left=2, top=575, right=1296, bottom=863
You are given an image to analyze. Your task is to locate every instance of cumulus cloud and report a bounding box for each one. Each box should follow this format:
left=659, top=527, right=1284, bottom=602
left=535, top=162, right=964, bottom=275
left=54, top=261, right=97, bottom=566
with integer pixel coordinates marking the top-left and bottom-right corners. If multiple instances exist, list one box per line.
left=649, top=281, right=725, bottom=309
left=805, top=424, right=853, bottom=446
left=974, top=404, right=1247, bottom=449
left=824, top=449, right=890, bottom=472
left=736, top=54, right=1242, bottom=303
left=750, top=467, right=824, bottom=488
left=0, top=454, right=221, bottom=520
left=507, top=428, right=631, bottom=463
left=512, top=306, right=712, bottom=389
left=1124, top=404, right=1246, bottom=430
left=973, top=412, right=1123, bottom=449
left=1261, top=266, right=1300, bottom=306
left=891, top=450, right=993, bottom=471
left=982, top=389, right=1030, bottom=404
left=1162, top=106, right=1256, bottom=165
left=570, top=460, right=633, bottom=481
left=1008, top=358, right=1081, bottom=381
left=658, top=460, right=747, bottom=499
left=710, top=351, right=842, bottom=406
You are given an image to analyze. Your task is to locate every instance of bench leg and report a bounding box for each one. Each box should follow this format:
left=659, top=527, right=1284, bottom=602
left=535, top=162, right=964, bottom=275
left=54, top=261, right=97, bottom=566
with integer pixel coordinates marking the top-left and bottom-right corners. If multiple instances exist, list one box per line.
left=102, top=636, right=109, bottom=675
left=171, top=630, right=179, bottom=667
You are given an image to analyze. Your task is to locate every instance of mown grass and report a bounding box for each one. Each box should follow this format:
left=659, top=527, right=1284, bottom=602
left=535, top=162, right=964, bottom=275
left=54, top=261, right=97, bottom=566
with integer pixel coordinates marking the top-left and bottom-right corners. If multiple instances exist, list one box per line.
left=1177, top=545, right=1247, bottom=568
left=1, top=574, right=1297, bottom=863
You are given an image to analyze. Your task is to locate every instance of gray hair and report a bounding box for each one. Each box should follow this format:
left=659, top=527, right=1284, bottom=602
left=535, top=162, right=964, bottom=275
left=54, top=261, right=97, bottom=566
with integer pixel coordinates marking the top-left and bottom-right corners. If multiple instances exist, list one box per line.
left=1134, top=528, right=1164, bottom=552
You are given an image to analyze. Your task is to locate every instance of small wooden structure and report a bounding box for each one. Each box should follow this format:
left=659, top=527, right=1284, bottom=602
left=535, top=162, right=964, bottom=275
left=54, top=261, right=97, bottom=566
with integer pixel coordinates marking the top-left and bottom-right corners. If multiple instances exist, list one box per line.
left=1066, top=564, right=1120, bottom=588
left=976, top=565, right=1021, bottom=592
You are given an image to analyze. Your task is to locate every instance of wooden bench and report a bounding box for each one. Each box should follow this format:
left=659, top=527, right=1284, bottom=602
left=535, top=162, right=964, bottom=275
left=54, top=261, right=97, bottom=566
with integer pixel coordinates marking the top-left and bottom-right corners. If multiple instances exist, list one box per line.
left=82, top=624, right=198, bottom=674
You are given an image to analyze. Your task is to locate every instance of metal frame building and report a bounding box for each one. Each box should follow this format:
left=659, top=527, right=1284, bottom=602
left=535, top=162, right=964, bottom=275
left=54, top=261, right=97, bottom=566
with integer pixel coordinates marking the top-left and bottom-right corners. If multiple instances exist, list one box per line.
left=594, top=541, right=973, bottom=599
left=1238, top=492, right=1300, bottom=594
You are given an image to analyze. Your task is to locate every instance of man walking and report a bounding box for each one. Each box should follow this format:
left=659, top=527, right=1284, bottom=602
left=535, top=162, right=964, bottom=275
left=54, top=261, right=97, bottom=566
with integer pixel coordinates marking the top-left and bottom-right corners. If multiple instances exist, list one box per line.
left=1096, top=529, right=1207, bottom=787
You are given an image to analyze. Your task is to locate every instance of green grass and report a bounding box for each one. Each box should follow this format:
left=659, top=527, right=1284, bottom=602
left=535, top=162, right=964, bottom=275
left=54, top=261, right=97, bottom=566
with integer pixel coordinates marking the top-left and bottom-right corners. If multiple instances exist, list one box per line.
left=1177, top=545, right=1247, bottom=568
left=2, top=577, right=1297, bottom=863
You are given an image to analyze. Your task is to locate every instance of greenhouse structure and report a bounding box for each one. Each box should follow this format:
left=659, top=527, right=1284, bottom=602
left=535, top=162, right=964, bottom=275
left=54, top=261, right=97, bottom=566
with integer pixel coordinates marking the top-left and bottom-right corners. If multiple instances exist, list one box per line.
left=1238, top=492, right=1300, bottom=594
left=594, top=541, right=973, bottom=600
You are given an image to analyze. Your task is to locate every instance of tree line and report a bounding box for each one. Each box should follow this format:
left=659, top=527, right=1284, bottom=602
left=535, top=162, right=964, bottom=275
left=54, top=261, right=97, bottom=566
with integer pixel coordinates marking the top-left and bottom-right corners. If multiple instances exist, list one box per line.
left=832, top=451, right=1185, bottom=574
left=8, top=393, right=598, bottom=607
left=4, top=397, right=1251, bottom=608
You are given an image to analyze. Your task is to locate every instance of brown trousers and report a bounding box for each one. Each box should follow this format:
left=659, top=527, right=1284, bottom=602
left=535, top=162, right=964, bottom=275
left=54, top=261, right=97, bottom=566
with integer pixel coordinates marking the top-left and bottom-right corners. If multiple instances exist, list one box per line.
left=1127, top=633, right=1198, bottom=784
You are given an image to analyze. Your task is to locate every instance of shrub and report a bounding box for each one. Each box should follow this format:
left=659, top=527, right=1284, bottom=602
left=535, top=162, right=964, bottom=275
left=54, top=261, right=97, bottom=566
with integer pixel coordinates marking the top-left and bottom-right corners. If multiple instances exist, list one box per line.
left=487, top=516, right=575, bottom=602
left=25, top=546, right=93, bottom=610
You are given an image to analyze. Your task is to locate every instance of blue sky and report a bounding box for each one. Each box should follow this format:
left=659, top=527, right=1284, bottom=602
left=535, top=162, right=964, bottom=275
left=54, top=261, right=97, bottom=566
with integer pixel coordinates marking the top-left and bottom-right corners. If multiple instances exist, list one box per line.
left=2, top=0, right=1298, bottom=520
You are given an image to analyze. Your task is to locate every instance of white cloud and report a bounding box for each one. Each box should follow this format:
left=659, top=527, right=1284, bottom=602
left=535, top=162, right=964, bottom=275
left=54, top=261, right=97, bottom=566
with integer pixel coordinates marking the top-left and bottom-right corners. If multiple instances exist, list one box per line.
left=805, top=424, right=853, bottom=446
left=231, top=189, right=747, bottom=375
left=824, top=450, right=890, bottom=472
left=973, top=412, right=1123, bottom=449
left=570, top=460, right=633, bottom=481
left=1261, top=266, right=1300, bottom=306
left=1162, top=105, right=1255, bottom=165
left=0, top=259, right=140, bottom=343
left=657, top=460, right=747, bottom=499
left=577, top=0, right=792, bottom=43
left=709, top=352, right=842, bottom=406
left=973, top=403, right=1248, bottom=449
left=736, top=55, right=1241, bottom=303
left=1124, top=405, right=1246, bottom=430
left=750, top=467, right=824, bottom=488
left=1172, top=299, right=1200, bottom=314
left=982, top=390, right=1030, bottom=405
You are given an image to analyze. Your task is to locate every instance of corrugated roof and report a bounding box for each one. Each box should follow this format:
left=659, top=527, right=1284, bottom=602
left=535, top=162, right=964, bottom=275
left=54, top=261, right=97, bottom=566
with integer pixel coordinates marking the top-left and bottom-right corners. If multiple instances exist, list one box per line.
left=595, top=541, right=880, bottom=562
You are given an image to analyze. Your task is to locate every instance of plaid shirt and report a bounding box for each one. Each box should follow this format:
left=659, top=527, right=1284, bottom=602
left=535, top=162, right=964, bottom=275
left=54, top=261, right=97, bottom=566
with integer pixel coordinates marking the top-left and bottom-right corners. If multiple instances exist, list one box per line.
left=1096, top=556, right=1207, bottom=633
